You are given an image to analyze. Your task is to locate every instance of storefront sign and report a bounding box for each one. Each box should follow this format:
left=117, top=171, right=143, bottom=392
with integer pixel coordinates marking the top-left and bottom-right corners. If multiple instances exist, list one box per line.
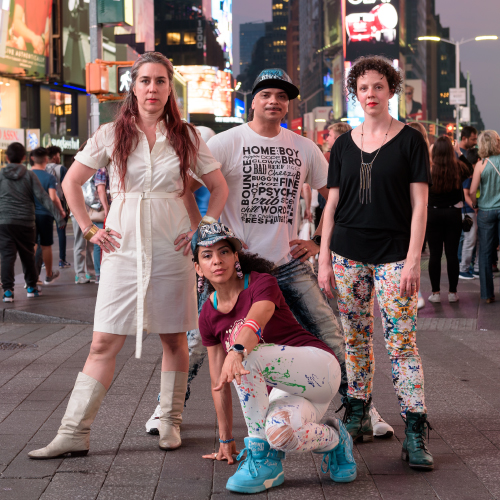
left=42, top=133, right=80, bottom=152
left=0, top=126, right=25, bottom=149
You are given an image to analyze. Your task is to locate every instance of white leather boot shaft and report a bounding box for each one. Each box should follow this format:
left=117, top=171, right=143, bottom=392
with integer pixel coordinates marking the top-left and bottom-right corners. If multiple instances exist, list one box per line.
left=28, top=372, right=106, bottom=459
left=159, top=371, right=188, bottom=450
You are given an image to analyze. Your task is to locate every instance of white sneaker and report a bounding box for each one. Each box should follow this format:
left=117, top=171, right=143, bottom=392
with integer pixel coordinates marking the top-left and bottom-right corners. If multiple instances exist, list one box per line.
left=417, top=291, right=425, bottom=310
left=145, top=403, right=162, bottom=435
left=75, top=276, right=90, bottom=284
left=370, top=406, right=394, bottom=439
left=428, top=293, right=441, bottom=303
left=448, top=293, right=459, bottom=303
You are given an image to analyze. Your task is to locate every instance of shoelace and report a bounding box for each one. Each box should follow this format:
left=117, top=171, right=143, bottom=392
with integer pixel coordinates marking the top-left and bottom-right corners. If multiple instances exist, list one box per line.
left=411, top=415, right=433, bottom=451
left=236, top=447, right=258, bottom=478
left=335, top=397, right=372, bottom=424
left=320, top=449, right=338, bottom=475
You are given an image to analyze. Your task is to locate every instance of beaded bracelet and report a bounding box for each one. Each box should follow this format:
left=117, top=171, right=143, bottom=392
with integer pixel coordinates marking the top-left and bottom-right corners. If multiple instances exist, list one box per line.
left=219, top=438, right=235, bottom=444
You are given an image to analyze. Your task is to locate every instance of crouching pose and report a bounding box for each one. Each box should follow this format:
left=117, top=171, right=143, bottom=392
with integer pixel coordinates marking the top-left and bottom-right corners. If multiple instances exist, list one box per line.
left=192, top=222, right=356, bottom=494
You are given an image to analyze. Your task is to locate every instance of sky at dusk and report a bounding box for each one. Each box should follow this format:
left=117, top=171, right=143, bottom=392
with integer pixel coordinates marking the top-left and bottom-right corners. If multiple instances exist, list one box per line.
left=232, top=0, right=500, bottom=131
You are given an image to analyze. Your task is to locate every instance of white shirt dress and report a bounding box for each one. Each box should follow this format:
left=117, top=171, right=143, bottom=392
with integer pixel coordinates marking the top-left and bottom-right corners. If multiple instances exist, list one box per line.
left=75, top=121, right=221, bottom=357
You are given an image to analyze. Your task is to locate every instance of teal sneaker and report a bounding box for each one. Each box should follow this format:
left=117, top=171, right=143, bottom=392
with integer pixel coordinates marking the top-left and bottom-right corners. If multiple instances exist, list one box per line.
left=226, top=437, right=285, bottom=494
left=320, top=418, right=357, bottom=483
left=2, top=289, right=14, bottom=302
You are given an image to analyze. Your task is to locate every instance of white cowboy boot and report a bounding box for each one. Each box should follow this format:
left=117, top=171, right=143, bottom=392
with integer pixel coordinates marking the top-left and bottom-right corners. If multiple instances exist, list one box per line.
left=158, top=371, right=188, bottom=450
left=28, top=372, right=106, bottom=459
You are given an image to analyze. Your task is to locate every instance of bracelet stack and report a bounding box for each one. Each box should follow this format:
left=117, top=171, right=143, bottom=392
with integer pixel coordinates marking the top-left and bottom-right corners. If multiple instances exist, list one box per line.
left=84, top=224, right=99, bottom=241
left=219, top=437, right=235, bottom=444
left=199, top=215, right=217, bottom=226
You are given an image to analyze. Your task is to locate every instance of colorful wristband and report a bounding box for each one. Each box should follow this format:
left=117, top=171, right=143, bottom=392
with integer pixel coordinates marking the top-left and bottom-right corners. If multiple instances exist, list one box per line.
left=243, top=319, right=262, bottom=339
left=219, top=438, right=235, bottom=444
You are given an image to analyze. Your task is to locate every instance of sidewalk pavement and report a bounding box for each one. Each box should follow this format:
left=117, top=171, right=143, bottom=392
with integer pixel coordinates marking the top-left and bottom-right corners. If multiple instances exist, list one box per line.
left=1, top=229, right=500, bottom=499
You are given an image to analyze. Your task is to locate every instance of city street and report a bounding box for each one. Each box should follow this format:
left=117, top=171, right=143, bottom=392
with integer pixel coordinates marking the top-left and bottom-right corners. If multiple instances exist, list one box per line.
left=0, top=227, right=499, bottom=499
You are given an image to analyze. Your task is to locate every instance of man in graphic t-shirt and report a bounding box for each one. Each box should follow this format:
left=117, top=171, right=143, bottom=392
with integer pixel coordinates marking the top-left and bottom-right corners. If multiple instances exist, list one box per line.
left=145, top=69, right=394, bottom=439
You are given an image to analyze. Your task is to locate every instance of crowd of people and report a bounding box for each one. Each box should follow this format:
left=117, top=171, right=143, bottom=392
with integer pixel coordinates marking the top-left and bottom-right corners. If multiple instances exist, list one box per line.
left=1, top=50, right=499, bottom=494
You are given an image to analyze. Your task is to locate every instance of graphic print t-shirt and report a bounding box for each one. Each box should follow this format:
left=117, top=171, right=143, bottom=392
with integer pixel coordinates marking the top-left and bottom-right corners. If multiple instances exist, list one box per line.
left=207, top=124, right=328, bottom=265
left=199, top=272, right=335, bottom=358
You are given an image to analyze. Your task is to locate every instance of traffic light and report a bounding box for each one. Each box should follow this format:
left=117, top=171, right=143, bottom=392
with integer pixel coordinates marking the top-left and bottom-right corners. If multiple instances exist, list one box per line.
left=86, top=63, right=109, bottom=94
left=446, top=124, right=454, bottom=137
left=429, top=124, right=436, bottom=136
left=117, top=66, right=132, bottom=93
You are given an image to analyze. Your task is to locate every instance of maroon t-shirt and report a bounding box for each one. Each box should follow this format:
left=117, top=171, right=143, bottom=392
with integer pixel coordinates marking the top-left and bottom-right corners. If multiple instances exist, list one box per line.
left=199, top=271, right=335, bottom=358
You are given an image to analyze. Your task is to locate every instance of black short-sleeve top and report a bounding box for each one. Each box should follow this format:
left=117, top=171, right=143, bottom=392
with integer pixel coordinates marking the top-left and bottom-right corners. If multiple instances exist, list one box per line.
left=327, top=125, right=431, bottom=265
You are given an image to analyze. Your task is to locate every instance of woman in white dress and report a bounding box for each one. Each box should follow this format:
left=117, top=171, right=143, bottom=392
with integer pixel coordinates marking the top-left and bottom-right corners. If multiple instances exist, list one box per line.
left=28, top=52, right=229, bottom=459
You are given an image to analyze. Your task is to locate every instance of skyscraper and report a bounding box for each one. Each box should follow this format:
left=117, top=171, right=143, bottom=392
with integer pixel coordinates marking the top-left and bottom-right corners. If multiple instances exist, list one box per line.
left=240, top=22, right=266, bottom=74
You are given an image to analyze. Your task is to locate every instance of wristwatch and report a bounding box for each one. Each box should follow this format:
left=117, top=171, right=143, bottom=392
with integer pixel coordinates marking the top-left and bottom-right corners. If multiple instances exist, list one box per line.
left=311, top=234, right=321, bottom=246
left=228, top=343, right=248, bottom=360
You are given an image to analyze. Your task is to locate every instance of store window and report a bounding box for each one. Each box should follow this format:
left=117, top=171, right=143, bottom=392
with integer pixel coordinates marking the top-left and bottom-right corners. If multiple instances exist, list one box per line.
left=183, top=32, right=196, bottom=45
left=167, top=32, right=181, bottom=45
left=50, top=91, right=72, bottom=136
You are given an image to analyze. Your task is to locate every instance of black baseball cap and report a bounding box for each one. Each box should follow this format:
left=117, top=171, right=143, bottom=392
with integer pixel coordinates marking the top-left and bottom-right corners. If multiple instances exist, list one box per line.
left=252, top=68, right=299, bottom=100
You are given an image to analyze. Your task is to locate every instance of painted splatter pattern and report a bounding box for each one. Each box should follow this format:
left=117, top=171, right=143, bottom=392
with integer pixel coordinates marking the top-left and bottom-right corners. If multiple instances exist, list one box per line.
left=234, top=343, right=342, bottom=453
left=332, top=254, right=426, bottom=418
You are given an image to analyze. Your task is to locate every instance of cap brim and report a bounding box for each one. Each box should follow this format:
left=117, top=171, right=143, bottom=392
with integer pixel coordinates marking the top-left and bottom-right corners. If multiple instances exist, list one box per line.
left=197, top=236, right=243, bottom=252
left=253, top=80, right=299, bottom=100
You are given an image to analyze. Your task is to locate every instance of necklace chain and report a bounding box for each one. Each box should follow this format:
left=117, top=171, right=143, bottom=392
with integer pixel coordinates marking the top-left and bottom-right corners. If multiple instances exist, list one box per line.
left=359, top=117, right=394, bottom=204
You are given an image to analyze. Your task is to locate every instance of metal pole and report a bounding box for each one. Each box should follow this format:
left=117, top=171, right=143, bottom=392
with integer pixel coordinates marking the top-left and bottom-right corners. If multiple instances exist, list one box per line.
left=89, top=0, right=102, bottom=136
left=467, top=70, right=471, bottom=125
left=455, top=42, right=460, bottom=143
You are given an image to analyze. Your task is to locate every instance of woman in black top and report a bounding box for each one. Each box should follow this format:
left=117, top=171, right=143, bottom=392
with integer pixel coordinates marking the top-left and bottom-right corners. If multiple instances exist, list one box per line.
left=318, top=56, right=433, bottom=470
left=427, top=136, right=473, bottom=303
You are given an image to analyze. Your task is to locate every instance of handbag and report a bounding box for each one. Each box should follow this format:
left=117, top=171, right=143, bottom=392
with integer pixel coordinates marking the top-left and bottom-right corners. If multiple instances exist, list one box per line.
left=461, top=187, right=473, bottom=232
left=82, top=174, right=105, bottom=222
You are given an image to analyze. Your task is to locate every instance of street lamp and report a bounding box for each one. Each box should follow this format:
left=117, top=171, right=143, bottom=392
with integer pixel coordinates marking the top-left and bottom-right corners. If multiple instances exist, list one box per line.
left=418, top=35, right=498, bottom=141
left=234, top=86, right=252, bottom=122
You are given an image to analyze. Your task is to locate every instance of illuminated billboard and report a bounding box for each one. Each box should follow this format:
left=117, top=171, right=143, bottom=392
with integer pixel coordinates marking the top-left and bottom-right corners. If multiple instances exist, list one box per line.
left=175, top=65, right=232, bottom=117
left=405, top=79, right=426, bottom=121
left=211, top=0, right=232, bottom=67
left=344, top=0, right=400, bottom=61
left=0, top=0, right=51, bottom=77
left=345, top=59, right=399, bottom=127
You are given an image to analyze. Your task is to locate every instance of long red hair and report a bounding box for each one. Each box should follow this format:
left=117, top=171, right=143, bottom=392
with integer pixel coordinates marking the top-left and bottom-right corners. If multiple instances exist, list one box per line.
left=112, top=52, right=198, bottom=195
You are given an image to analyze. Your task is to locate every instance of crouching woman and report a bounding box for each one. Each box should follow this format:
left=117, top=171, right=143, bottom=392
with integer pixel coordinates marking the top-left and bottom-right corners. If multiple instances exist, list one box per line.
left=192, top=222, right=357, bottom=494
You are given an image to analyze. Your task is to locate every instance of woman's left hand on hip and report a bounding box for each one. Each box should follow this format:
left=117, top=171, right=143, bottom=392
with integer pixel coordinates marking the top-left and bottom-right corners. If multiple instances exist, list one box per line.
left=174, top=229, right=197, bottom=256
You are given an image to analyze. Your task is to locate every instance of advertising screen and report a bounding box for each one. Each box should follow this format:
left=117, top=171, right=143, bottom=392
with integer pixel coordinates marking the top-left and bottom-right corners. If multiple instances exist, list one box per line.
left=175, top=65, right=232, bottom=117
left=0, top=78, right=20, bottom=128
left=0, top=0, right=51, bottom=76
left=332, top=53, right=344, bottom=120
left=235, top=98, right=245, bottom=118
left=345, top=60, right=399, bottom=127
left=344, top=0, right=400, bottom=62
left=405, top=79, right=426, bottom=121
left=211, top=0, right=232, bottom=66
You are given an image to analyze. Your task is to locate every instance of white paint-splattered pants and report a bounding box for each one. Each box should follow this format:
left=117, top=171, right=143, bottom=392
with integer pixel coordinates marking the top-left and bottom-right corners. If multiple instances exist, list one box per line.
left=235, top=344, right=341, bottom=453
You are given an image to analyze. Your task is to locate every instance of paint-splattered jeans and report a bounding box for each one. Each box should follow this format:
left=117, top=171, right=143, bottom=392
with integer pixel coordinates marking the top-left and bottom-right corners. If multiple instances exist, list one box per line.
left=235, top=343, right=341, bottom=453
left=186, top=259, right=347, bottom=401
left=332, top=253, right=427, bottom=418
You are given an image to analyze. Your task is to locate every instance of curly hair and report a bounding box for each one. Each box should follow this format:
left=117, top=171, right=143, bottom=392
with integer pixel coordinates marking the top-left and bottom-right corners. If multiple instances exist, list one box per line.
left=478, top=130, right=500, bottom=159
left=346, top=55, right=403, bottom=102
left=193, top=242, right=275, bottom=293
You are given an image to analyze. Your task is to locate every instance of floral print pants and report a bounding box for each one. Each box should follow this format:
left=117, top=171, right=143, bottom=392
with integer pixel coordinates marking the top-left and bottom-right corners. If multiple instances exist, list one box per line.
left=332, top=253, right=426, bottom=418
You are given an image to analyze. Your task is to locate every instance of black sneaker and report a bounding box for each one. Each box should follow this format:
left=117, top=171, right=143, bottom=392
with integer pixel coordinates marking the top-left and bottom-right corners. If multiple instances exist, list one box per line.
left=44, top=270, right=60, bottom=285
left=59, top=260, right=72, bottom=268
left=2, top=290, right=14, bottom=302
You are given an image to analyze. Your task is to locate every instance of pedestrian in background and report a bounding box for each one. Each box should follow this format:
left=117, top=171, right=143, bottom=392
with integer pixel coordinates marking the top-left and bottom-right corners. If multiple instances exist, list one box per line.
left=459, top=148, right=481, bottom=280
left=0, top=143, right=65, bottom=302
left=426, top=137, right=472, bottom=303
left=458, top=126, right=478, bottom=155
left=92, top=167, right=111, bottom=284
left=46, top=146, right=71, bottom=269
left=470, top=130, right=500, bottom=303
left=407, top=121, right=432, bottom=310
left=31, top=147, right=66, bottom=284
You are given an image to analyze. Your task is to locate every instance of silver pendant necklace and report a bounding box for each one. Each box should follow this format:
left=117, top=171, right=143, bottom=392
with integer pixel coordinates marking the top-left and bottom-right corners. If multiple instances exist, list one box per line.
left=359, top=117, right=393, bottom=204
